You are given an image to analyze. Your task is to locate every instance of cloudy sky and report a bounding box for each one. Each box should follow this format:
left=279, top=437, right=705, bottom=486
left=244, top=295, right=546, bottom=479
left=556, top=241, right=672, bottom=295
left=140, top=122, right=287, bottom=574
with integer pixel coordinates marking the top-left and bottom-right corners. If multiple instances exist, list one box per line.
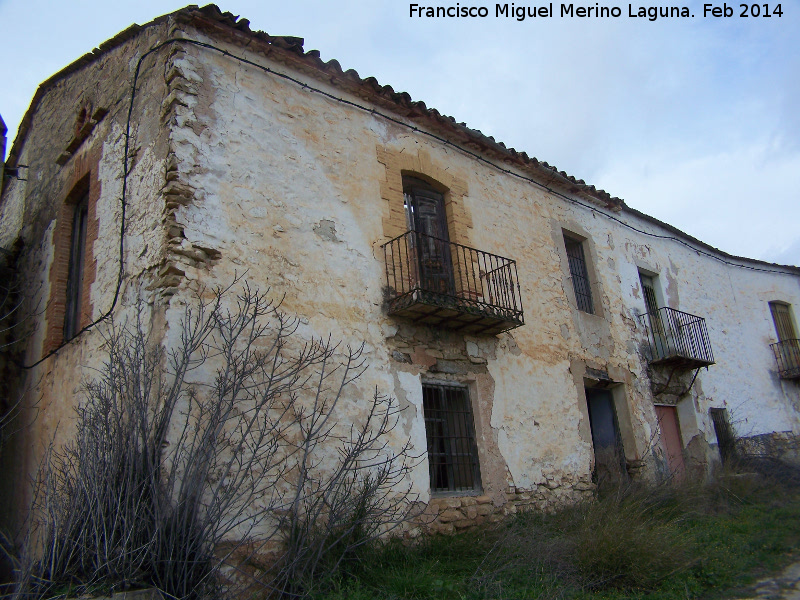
left=1, top=0, right=798, bottom=265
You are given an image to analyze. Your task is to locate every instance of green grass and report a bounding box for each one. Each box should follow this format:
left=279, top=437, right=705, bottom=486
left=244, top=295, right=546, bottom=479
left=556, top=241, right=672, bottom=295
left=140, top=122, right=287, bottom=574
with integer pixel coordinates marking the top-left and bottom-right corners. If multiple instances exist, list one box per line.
left=315, top=465, right=800, bottom=600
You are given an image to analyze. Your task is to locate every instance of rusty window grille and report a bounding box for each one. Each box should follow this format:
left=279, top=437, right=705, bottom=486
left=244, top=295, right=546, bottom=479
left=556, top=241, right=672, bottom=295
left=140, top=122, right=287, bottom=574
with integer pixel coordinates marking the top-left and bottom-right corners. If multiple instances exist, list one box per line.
left=422, top=383, right=481, bottom=494
left=64, top=193, right=89, bottom=340
left=564, top=235, right=594, bottom=314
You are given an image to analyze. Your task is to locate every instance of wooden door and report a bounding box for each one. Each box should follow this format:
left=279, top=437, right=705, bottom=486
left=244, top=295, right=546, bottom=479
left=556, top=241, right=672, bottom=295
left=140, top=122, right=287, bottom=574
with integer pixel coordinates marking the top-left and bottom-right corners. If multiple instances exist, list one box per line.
left=770, top=302, right=797, bottom=341
left=404, top=179, right=455, bottom=296
left=655, top=405, right=685, bottom=481
left=640, top=273, right=670, bottom=358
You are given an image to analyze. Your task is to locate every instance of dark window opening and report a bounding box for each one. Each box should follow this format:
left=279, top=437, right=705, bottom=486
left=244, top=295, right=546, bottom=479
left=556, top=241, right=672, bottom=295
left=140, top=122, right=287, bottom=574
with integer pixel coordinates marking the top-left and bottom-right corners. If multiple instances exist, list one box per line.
left=640, top=273, right=659, bottom=316
left=564, top=235, right=594, bottom=314
left=422, top=383, right=481, bottom=494
left=585, top=387, right=627, bottom=487
left=64, top=193, right=89, bottom=340
left=640, top=272, right=667, bottom=338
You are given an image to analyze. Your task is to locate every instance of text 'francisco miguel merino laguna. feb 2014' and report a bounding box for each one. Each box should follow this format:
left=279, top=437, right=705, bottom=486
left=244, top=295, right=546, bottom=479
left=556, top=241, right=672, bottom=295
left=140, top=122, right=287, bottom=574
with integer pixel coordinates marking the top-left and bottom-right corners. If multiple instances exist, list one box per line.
left=409, top=3, right=784, bottom=20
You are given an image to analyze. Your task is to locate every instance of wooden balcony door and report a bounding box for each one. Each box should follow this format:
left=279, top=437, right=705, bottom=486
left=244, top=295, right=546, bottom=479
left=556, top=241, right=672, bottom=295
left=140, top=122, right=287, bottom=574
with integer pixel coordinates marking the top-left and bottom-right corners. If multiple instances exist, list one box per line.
left=404, top=177, right=455, bottom=296
left=640, top=273, right=671, bottom=359
left=770, top=302, right=800, bottom=374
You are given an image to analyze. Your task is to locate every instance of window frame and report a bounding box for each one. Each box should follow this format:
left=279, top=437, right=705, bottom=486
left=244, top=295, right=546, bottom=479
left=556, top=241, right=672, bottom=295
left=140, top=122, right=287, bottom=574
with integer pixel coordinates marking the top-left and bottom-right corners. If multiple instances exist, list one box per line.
left=422, top=382, right=482, bottom=496
left=63, top=192, right=89, bottom=340
left=563, top=234, right=594, bottom=314
left=769, top=301, right=798, bottom=342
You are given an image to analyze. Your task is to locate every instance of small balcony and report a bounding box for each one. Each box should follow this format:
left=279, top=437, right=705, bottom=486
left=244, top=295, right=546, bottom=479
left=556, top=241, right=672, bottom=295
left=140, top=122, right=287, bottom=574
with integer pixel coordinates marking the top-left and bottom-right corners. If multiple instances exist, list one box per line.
left=771, top=339, right=800, bottom=379
left=382, top=231, right=524, bottom=335
left=639, top=307, right=714, bottom=369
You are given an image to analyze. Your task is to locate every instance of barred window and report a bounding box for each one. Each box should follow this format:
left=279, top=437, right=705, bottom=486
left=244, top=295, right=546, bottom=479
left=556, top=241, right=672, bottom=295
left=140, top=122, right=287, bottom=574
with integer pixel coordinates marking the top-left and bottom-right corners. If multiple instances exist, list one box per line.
left=422, top=383, right=481, bottom=494
left=564, top=235, right=594, bottom=314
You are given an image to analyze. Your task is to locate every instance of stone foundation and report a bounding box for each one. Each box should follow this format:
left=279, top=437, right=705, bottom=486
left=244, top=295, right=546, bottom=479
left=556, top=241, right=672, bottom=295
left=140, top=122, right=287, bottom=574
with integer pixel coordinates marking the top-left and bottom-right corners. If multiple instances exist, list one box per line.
left=421, top=481, right=595, bottom=535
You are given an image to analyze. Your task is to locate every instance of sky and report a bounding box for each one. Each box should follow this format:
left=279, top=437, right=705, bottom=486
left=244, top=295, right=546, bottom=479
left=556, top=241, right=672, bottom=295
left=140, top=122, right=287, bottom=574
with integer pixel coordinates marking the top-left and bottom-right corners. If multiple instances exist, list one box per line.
left=1, top=0, right=798, bottom=266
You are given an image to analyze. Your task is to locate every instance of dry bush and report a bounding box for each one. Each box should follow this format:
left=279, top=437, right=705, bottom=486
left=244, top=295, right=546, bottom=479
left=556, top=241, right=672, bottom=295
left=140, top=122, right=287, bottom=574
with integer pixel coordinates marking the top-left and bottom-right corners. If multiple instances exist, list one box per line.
left=568, top=489, right=692, bottom=589
left=11, top=281, right=418, bottom=599
left=473, top=485, right=693, bottom=596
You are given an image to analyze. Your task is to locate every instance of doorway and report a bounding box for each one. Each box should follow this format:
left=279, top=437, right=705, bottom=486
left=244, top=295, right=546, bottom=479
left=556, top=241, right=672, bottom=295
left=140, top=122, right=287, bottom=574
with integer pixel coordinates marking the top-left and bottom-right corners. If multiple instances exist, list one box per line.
left=404, top=176, right=455, bottom=296
left=655, top=405, right=685, bottom=481
left=710, top=407, right=737, bottom=464
left=585, top=387, right=627, bottom=487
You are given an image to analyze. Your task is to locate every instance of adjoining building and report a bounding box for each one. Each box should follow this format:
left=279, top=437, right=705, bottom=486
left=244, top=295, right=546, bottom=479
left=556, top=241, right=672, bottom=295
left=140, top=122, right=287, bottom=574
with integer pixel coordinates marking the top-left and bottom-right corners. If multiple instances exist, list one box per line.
left=1, top=4, right=798, bottom=533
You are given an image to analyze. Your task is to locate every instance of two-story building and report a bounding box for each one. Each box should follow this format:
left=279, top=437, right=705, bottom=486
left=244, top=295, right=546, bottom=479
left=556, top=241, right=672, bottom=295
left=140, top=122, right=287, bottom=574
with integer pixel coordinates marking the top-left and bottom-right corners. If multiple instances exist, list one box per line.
left=1, top=4, right=798, bottom=534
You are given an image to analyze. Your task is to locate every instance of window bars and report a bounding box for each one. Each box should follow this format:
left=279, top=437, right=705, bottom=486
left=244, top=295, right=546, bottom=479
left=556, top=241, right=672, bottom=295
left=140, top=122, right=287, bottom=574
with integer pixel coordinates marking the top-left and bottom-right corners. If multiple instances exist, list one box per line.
left=564, top=236, right=594, bottom=314
left=422, top=383, right=481, bottom=494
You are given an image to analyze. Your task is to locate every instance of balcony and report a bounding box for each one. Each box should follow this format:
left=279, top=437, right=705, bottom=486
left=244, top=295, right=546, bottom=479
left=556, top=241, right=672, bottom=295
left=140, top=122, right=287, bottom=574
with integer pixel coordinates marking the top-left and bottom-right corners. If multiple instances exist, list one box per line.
left=639, top=307, right=714, bottom=369
left=382, top=231, right=524, bottom=335
left=771, top=339, right=800, bottom=379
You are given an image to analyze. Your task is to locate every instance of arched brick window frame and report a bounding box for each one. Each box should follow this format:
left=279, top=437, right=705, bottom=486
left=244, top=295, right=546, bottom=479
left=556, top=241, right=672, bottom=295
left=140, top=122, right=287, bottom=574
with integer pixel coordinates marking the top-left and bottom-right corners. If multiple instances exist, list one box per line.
left=44, top=169, right=99, bottom=353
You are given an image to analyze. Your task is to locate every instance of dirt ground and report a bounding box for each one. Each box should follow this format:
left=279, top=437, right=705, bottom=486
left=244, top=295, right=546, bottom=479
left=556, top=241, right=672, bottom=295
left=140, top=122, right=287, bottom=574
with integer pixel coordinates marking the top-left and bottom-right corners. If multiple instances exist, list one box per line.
left=736, top=561, right=800, bottom=600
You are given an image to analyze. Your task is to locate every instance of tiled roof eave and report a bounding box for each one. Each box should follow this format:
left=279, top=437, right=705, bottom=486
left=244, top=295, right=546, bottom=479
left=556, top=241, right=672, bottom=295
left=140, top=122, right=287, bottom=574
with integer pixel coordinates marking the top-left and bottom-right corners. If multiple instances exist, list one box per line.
left=3, top=3, right=624, bottom=214
left=3, top=4, right=798, bottom=274
left=181, top=5, right=629, bottom=212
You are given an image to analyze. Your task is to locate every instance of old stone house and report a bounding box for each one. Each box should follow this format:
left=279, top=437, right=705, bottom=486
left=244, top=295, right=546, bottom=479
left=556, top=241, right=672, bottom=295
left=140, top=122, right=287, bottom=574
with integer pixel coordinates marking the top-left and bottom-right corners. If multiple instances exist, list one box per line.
left=1, top=4, right=799, bottom=534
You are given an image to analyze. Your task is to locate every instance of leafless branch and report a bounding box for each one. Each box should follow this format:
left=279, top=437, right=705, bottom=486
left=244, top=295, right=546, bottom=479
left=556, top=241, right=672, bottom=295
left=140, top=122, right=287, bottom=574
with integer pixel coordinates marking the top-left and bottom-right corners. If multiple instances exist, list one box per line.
left=11, top=282, right=419, bottom=599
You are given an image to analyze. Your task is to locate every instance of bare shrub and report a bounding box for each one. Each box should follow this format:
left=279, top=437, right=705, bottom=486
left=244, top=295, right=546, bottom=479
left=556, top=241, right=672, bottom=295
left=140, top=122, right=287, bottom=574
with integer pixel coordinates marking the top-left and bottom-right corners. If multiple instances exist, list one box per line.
left=12, top=281, right=418, bottom=599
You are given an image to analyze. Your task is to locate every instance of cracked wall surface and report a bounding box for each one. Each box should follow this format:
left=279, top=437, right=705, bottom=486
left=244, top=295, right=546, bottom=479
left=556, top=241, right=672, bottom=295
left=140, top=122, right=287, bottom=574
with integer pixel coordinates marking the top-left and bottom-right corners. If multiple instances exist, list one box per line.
left=2, top=10, right=800, bottom=537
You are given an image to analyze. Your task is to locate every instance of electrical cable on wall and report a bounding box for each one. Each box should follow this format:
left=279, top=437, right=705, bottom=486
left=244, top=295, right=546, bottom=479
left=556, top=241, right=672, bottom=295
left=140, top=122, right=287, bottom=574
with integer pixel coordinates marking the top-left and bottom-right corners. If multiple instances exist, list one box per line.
left=21, top=35, right=799, bottom=368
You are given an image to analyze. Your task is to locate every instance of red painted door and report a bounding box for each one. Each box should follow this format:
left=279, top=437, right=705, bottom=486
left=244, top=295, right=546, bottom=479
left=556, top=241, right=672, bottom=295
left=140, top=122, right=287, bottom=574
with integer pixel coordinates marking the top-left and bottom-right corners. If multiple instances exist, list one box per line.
left=655, top=405, right=685, bottom=481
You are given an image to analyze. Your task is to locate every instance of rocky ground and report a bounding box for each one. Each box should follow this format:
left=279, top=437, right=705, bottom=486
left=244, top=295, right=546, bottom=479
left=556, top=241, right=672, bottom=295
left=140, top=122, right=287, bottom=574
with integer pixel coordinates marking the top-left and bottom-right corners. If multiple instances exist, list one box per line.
left=736, top=560, right=800, bottom=600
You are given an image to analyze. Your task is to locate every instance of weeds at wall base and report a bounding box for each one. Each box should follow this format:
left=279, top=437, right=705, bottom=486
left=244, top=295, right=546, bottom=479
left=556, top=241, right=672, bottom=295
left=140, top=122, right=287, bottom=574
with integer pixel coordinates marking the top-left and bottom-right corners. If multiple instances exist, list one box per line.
left=5, top=282, right=420, bottom=600
left=313, top=458, right=800, bottom=600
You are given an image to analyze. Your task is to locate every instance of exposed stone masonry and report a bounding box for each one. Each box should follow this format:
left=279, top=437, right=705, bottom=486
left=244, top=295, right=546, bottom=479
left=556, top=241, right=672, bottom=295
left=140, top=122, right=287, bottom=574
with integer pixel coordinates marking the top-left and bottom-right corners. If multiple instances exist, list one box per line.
left=150, top=42, right=221, bottom=296
left=422, top=480, right=595, bottom=535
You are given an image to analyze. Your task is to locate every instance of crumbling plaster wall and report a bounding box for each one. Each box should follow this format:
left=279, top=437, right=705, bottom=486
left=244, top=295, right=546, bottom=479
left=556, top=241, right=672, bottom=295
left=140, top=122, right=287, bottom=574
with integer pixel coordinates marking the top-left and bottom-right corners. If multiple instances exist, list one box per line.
left=5, top=12, right=797, bottom=535
left=0, top=19, right=179, bottom=527
left=155, top=26, right=686, bottom=523
left=164, top=22, right=800, bottom=512
left=608, top=215, right=800, bottom=471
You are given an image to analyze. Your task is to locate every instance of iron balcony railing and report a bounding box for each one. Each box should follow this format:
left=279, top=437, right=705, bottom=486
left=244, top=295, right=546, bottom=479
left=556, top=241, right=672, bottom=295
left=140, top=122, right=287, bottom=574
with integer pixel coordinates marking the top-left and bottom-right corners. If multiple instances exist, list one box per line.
left=771, top=339, right=800, bottom=379
left=639, top=307, right=714, bottom=368
left=382, top=231, right=524, bottom=335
